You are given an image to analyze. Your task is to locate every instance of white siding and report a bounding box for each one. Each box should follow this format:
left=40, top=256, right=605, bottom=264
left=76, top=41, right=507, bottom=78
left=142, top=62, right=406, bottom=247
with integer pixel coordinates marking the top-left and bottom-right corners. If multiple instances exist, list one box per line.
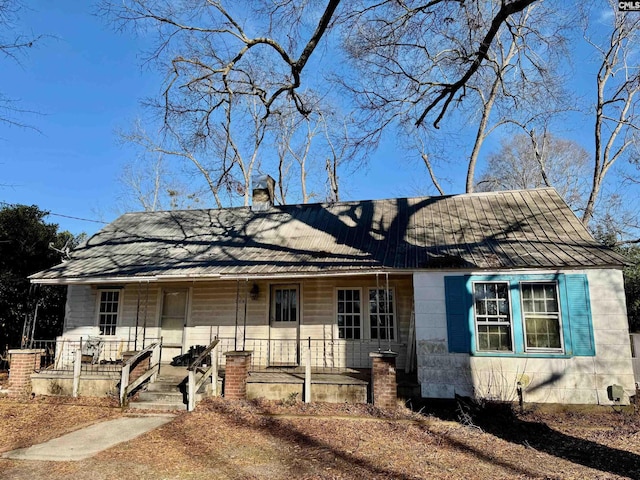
left=414, top=269, right=636, bottom=405
left=63, top=285, right=97, bottom=337
left=60, top=275, right=413, bottom=369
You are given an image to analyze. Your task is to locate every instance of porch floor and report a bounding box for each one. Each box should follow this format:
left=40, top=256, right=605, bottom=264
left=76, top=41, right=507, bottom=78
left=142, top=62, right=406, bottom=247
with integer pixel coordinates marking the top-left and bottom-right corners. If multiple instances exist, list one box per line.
left=157, top=364, right=370, bottom=386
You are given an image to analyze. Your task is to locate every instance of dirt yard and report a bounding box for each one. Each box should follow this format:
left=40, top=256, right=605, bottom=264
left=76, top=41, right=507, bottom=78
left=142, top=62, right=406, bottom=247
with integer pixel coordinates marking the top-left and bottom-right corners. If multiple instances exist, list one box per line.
left=1, top=395, right=640, bottom=479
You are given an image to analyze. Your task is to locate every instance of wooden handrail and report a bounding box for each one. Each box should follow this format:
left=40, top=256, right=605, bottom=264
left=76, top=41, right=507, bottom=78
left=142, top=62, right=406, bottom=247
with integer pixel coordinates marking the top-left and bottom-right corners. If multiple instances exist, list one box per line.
left=124, top=341, right=160, bottom=366
left=187, top=337, right=220, bottom=411
left=187, top=338, right=220, bottom=371
left=120, top=341, right=162, bottom=407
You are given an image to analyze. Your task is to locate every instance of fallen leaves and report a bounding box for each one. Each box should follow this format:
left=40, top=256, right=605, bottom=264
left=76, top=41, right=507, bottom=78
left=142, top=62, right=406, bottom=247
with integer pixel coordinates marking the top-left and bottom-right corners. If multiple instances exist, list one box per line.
left=1, top=395, right=640, bottom=479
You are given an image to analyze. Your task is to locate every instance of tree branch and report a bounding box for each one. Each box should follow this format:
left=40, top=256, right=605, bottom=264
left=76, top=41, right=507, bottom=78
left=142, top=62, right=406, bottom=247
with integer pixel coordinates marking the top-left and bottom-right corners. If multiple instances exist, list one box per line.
left=415, top=0, right=537, bottom=128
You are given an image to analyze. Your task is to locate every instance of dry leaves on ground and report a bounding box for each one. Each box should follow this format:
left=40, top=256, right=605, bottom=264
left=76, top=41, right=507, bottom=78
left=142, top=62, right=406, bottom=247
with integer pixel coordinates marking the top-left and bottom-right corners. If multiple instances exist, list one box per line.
left=1, top=395, right=640, bottom=479
left=0, top=396, right=121, bottom=453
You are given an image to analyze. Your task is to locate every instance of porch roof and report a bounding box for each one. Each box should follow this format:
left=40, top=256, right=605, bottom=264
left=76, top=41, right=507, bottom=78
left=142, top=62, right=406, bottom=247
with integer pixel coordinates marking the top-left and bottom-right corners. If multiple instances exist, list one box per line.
left=30, top=188, right=625, bottom=283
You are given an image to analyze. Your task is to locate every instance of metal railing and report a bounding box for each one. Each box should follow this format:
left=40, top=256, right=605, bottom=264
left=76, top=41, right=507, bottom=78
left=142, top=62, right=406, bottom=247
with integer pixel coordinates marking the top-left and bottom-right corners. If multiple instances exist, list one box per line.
left=187, top=338, right=220, bottom=411
left=212, top=337, right=405, bottom=372
left=31, top=337, right=161, bottom=375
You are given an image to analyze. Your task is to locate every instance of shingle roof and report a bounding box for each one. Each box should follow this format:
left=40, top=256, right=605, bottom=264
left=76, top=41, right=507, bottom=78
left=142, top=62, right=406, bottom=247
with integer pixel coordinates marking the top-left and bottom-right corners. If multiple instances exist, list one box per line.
left=30, top=188, right=625, bottom=283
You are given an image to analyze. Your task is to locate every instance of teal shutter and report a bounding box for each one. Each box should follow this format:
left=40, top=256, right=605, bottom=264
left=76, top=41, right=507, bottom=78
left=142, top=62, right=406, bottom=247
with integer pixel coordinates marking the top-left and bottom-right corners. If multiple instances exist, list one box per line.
left=445, top=276, right=471, bottom=353
left=564, top=274, right=595, bottom=356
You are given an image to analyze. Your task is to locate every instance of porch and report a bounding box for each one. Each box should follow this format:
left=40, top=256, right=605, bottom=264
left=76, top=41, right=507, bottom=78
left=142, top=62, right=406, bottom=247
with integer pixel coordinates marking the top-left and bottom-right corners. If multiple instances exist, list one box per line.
left=21, top=336, right=414, bottom=407
left=28, top=335, right=407, bottom=374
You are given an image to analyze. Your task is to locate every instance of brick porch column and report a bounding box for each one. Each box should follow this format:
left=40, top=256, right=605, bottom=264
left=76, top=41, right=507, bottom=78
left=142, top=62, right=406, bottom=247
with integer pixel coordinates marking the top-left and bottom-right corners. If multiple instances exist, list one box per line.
left=122, top=350, right=152, bottom=383
left=224, top=351, right=252, bottom=400
left=8, top=349, right=44, bottom=399
left=370, top=351, right=399, bottom=409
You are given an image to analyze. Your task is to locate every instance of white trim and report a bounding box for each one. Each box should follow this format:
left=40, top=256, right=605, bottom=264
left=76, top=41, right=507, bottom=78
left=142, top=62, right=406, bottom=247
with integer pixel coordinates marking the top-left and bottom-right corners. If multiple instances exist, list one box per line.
left=159, top=287, right=190, bottom=352
left=520, top=281, right=564, bottom=354
left=30, top=265, right=626, bottom=285
left=472, top=280, right=514, bottom=353
left=335, top=287, right=364, bottom=340
left=30, top=270, right=413, bottom=285
left=96, top=289, right=122, bottom=336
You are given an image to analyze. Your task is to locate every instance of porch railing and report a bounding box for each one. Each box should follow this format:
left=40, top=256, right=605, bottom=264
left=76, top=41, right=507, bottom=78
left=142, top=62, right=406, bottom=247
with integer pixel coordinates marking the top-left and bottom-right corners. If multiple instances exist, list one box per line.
left=31, top=337, right=161, bottom=375
left=186, top=337, right=220, bottom=411
left=212, top=337, right=405, bottom=372
left=120, top=341, right=162, bottom=406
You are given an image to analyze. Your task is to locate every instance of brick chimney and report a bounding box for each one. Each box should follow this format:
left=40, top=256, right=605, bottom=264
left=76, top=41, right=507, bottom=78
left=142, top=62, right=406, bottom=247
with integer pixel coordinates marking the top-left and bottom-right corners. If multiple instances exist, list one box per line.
left=252, top=175, right=275, bottom=211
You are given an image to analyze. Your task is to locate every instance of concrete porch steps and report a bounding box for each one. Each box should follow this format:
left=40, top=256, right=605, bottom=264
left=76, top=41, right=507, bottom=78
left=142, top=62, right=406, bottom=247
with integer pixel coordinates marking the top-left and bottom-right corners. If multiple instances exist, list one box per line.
left=128, top=365, right=213, bottom=411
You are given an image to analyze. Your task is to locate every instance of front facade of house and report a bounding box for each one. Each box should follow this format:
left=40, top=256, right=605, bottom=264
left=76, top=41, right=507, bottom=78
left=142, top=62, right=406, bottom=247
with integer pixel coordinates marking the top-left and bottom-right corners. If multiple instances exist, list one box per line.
left=31, top=183, right=636, bottom=404
left=62, top=274, right=414, bottom=371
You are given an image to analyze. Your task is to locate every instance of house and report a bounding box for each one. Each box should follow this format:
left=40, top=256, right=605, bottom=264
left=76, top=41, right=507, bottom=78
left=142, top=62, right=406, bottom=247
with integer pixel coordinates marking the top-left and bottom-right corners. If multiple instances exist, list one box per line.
left=29, top=178, right=636, bottom=405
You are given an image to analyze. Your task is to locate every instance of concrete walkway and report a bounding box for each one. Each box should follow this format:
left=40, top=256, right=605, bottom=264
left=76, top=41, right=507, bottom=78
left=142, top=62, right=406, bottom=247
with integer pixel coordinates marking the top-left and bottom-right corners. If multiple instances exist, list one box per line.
left=2, top=414, right=175, bottom=462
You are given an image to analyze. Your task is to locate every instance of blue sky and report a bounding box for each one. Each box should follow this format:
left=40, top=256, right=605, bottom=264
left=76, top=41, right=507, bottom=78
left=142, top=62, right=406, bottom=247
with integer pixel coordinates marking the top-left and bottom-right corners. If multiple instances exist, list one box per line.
left=1, top=2, right=159, bottom=235
left=0, top=2, right=634, bottom=237
left=2, top=2, right=428, bottom=236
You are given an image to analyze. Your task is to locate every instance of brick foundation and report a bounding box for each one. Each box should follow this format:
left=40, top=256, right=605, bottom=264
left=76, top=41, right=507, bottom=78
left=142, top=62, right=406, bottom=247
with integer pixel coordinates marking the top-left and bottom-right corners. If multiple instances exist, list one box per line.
left=224, top=351, right=252, bottom=400
left=8, top=349, right=44, bottom=399
left=122, top=350, right=152, bottom=383
left=370, top=351, right=399, bottom=409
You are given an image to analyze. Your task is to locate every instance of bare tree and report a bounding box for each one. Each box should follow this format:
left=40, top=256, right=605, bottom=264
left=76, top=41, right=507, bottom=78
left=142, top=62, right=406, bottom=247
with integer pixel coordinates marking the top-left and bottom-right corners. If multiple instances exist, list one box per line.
left=119, top=153, right=166, bottom=212
left=101, top=1, right=541, bottom=208
left=343, top=1, right=568, bottom=192
left=582, top=3, right=640, bottom=226
left=103, top=1, right=537, bottom=128
left=462, top=3, right=570, bottom=192
left=274, top=108, right=321, bottom=204
left=118, top=150, right=202, bottom=212
left=0, top=0, right=44, bottom=130
left=321, top=111, right=345, bottom=203
left=476, top=133, right=590, bottom=211
left=273, top=101, right=359, bottom=205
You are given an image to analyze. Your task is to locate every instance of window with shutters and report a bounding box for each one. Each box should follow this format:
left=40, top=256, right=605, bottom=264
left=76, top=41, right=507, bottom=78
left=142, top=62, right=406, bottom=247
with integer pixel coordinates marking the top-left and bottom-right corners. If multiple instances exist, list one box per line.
left=445, top=274, right=593, bottom=357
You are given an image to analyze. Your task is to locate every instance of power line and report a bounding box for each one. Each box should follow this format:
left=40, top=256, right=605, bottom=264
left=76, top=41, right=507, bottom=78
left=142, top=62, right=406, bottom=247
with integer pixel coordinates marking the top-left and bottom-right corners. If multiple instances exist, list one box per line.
left=0, top=201, right=107, bottom=224
left=46, top=212, right=107, bottom=224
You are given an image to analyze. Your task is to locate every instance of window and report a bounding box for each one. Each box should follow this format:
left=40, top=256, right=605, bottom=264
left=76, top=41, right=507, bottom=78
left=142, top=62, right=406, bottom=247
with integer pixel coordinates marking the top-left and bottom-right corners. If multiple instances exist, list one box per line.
left=473, top=282, right=512, bottom=351
left=369, top=288, right=395, bottom=340
left=98, top=290, right=120, bottom=336
left=272, top=286, right=298, bottom=322
left=445, top=274, right=595, bottom=357
left=337, top=289, right=361, bottom=339
left=521, top=283, right=562, bottom=351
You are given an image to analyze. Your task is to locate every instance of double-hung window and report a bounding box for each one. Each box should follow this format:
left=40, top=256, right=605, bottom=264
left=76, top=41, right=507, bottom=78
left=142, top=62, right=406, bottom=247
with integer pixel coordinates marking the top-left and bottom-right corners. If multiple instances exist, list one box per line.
left=98, top=290, right=120, bottom=336
left=521, top=283, right=562, bottom=351
left=446, top=274, right=594, bottom=357
left=335, top=288, right=396, bottom=340
left=369, top=288, right=395, bottom=340
left=337, top=289, right=361, bottom=339
left=473, top=282, right=512, bottom=351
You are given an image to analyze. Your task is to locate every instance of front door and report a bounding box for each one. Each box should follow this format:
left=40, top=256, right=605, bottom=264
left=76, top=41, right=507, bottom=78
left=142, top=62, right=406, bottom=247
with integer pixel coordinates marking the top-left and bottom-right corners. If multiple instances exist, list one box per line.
left=269, top=285, right=300, bottom=366
left=160, top=288, right=188, bottom=362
